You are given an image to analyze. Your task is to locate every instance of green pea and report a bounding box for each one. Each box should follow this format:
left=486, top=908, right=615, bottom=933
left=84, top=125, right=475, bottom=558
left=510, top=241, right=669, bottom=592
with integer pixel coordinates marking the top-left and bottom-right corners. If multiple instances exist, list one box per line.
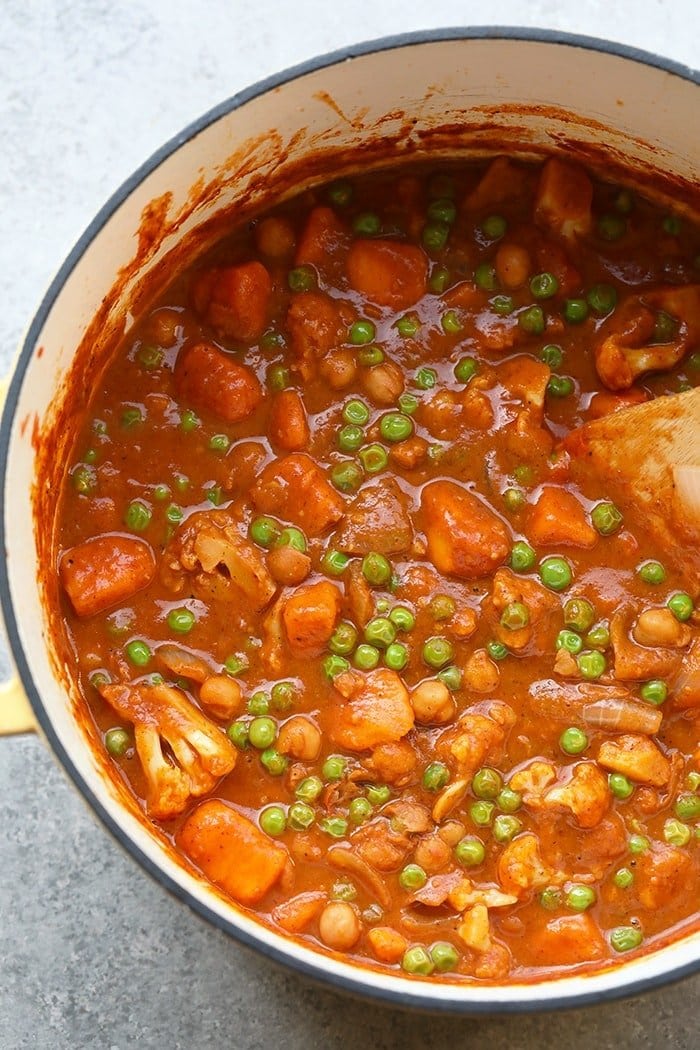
left=592, top=501, right=623, bottom=535
left=357, top=345, right=384, bottom=367
left=167, top=607, right=195, bottom=634
left=500, top=601, right=529, bottom=631
left=609, top=773, right=634, bottom=800
left=422, top=636, right=454, bottom=669
left=455, top=836, right=485, bottom=866
left=530, top=272, right=559, bottom=299
left=384, top=642, right=409, bottom=671
left=519, top=305, right=545, bottom=334
left=398, top=392, right=419, bottom=415
left=267, top=364, right=291, bottom=391
left=675, top=793, right=700, bottom=821
left=668, top=592, right=694, bottom=622
left=637, top=560, right=666, bottom=585
left=597, top=214, right=626, bottom=241
left=560, top=727, right=588, bottom=755
left=587, top=283, right=618, bottom=315
left=430, top=942, right=459, bottom=973
left=89, top=670, right=111, bottom=691
left=179, top=409, right=200, bottom=433
left=423, top=761, right=450, bottom=792
left=248, top=716, right=276, bottom=750
left=664, top=818, right=691, bottom=846
left=577, top=650, right=606, bottom=680
left=563, top=598, right=595, bottom=633
left=475, top=262, right=498, bottom=291
left=354, top=212, right=381, bottom=236
left=295, top=775, right=323, bottom=802
left=121, top=406, right=143, bottom=428
left=425, top=197, right=455, bottom=224
left=563, top=298, right=589, bottom=324
left=540, top=344, right=563, bottom=369
left=496, top=787, right=522, bottom=813
left=428, top=266, right=451, bottom=293
left=288, top=801, right=315, bottom=831
left=205, top=485, right=223, bottom=506
left=470, top=800, right=495, bottom=826
left=539, top=556, right=572, bottom=591
left=402, top=946, right=434, bottom=976
left=640, top=679, right=667, bottom=706
left=71, top=464, right=97, bottom=495
left=399, top=864, right=427, bottom=891
left=337, top=424, right=365, bottom=452
left=105, top=728, right=130, bottom=757
left=614, top=188, right=634, bottom=214
left=586, top=623, right=610, bottom=651
left=260, top=330, right=285, bottom=351
left=566, top=884, right=596, bottom=911
left=629, top=834, right=650, bottom=855
left=260, top=747, right=288, bottom=776
left=454, top=356, right=478, bottom=384
left=327, top=179, right=352, bottom=206
left=320, top=816, right=349, bottom=838
left=364, top=617, right=396, bottom=649
left=415, top=367, right=437, bottom=389
left=224, top=653, right=248, bottom=676
left=322, top=549, right=351, bottom=577
left=437, top=665, right=462, bottom=691
left=125, top=640, right=151, bottom=667
left=380, top=413, right=413, bottom=443
left=330, top=461, right=364, bottom=493
left=249, top=515, right=281, bottom=548
left=688, top=351, right=700, bottom=370
left=539, top=887, right=562, bottom=911
left=472, top=767, right=502, bottom=800
left=322, top=654, right=350, bottom=680
left=487, top=640, right=509, bottom=662
left=509, top=541, right=536, bottom=573
left=260, top=805, right=287, bottom=836
left=547, top=375, right=575, bottom=398
left=491, top=294, right=514, bottom=316
left=503, top=488, right=525, bottom=512
left=441, top=309, right=463, bottom=335
left=556, top=629, right=583, bottom=655
left=323, top=755, right=347, bottom=782
left=124, top=499, right=152, bottom=532
left=362, top=552, right=392, bottom=586
left=166, top=503, right=183, bottom=525
left=481, top=214, right=507, bottom=239
left=687, top=772, right=700, bottom=792
left=353, top=643, right=380, bottom=670
left=287, top=264, right=317, bottom=292
left=349, top=797, right=373, bottom=824
left=613, top=867, right=634, bottom=889
left=332, top=881, right=357, bottom=902
left=342, top=399, right=370, bottom=426
left=366, top=784, right=391, bottom=805
left=395, top=314, right=421, bottom=338
left=328, top=621, right=359, bottom=657
left=269, top=682, right=294, bottom=713
left=662, top=214, right=682, bottom=235
left=652, top=310, right=679, bottom=344
left=226, top=721, right=249, bottom=749
left=422, top=221, right=450, bottom=252
left=493, top=814, right=522, bottom=843
left=389, top=606, right=415, bottom=632
left=610, top=926, right=643, bottom=953
left=358, top=443, right=388, bottom=474
left=349, top=319, right=376, bottom=345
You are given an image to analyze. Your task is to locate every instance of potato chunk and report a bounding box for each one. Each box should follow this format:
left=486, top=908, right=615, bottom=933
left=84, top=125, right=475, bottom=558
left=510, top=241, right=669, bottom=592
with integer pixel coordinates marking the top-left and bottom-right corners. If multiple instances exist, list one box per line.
left=346, top=239, right=427, bottom=310
left=534, top=157, right=593, bottom=240
left=192, top=261, right=271, bottom=341
left=330, top=668, right=415, bottom=751
left=60, top=533, right=155, bottom=617
left=174, top=342, right=263, bottom=423
left=421, top=480, right=510, bottom=580
left=282, top=580, right=341, bottom=656
left=332, top=478, right=413, bottom=555
left=527, top=487, right=597, bottom=549
left=597, top=734, right=671, bottom=786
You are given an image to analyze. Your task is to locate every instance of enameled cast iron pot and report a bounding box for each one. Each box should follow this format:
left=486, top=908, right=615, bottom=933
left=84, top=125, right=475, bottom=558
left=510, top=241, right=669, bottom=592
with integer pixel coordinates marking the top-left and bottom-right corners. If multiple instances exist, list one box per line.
left=2, top=29, right=700, bottom=1013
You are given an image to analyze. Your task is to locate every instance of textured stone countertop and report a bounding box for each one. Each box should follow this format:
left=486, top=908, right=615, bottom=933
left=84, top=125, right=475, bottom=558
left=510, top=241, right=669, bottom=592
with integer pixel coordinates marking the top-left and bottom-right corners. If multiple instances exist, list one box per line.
left=1, top=3, right=698, bottom=1047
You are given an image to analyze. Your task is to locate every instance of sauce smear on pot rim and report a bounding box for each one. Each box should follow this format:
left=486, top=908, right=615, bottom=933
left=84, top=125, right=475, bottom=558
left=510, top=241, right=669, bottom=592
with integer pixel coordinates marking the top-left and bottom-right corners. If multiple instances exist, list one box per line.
left=53, top=156, right=700, bottom=983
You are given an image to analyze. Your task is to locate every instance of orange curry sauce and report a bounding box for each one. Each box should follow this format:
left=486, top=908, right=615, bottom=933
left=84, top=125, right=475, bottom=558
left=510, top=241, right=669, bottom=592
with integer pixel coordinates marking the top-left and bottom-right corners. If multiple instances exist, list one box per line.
left=55, top=157, right=700, bottom=982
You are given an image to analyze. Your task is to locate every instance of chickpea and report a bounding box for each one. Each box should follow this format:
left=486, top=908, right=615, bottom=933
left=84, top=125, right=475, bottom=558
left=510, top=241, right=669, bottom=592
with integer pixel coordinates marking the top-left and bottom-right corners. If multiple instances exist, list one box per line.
left=361, top=361, right=404, bottom=405
left=413, top=832, right=451, bottom=872
left=199, top=675, right=242, bottom=720
left=319, top=348, right=357, bottom=390
left=277, top=715, right=322, bottom=761
left=145, top=308, right=181, bottom=347
left=633, top=608, right=692, bottom=648
left=410, top=680, right=455, bottom=724
left=438, top=819, right=466, bottom=847
left=495, top=243, right=531, bottom=290
left=267, top=546, right=311, bottom=586
left=255, top=215, right=296, bottom=258
left=463, top=649, right=500, bottom=692
left=318, top=900, right=361, bottom=951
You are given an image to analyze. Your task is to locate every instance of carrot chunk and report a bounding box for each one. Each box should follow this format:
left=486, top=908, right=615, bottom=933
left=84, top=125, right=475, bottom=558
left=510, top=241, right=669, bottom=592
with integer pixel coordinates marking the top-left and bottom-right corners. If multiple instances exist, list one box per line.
left=192, top=261, right=272, bottom=341
left=174, top=342, right=263, bottom=423
left=295, top=206, right=346, bottom=267
left=346, top=239, right=427, bottom=310
left=421, top=480, right=510, bottom=580
left=282, top=580, right=341, bottom=656
left=268, top=389, right=310, bottom=451
left=527, top=487, right=597, bottom=548
left=251, top=453, right=344, bottom=536
left=179, top=800, right=288, bottom=906
left=60, top=533, right=155, bottom=617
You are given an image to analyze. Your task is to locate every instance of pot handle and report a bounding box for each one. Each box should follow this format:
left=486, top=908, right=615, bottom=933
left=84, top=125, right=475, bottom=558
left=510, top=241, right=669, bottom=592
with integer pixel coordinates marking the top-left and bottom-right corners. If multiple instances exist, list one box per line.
left=0, top=674, right=36, bottom=734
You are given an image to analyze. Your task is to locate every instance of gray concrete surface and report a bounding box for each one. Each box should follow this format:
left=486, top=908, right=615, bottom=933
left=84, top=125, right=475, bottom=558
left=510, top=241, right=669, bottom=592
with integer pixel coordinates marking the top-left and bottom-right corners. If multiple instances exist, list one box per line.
left=1, top=2, right=699, bottom=1047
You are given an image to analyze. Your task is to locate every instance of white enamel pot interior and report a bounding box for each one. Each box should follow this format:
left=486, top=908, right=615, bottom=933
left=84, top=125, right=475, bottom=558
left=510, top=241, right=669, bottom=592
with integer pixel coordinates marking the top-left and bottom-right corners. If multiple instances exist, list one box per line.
left=2, top=29, right=700, bottom=1013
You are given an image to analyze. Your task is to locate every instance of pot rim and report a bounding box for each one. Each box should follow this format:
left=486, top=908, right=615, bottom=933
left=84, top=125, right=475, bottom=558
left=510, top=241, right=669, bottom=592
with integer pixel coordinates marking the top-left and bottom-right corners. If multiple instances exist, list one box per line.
left=3, top=26, right=700, bottom=1015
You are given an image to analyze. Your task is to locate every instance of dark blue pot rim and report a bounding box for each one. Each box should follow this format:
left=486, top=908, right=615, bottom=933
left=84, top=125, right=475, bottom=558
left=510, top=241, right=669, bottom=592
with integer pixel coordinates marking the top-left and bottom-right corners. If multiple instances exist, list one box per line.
left=2, top=26, right=699, bottom=1015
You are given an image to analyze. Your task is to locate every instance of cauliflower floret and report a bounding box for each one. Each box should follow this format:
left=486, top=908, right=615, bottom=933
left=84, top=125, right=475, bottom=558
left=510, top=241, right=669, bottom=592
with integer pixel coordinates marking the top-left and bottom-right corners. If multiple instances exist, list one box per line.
left=544, top=762, right=611, bottom=829
left=101, top=681, right=237, bottom=819
left=497, top=832, right=552, bottom=898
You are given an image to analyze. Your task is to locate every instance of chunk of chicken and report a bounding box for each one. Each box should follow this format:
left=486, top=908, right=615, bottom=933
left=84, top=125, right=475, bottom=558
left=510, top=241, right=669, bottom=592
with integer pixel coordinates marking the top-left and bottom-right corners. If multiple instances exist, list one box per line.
left=60, top=533, right=155, bottom=618
left=497, top=833, right=551, bottom=898
left=332, top=478, right=413, bottom=555
left=534, top=157, right=593, bottom=240
left=282, top=580, right=341, bottom=656
left=346, top=239, right=428, bottom=310
left=329, top=668, right=415, bottom=752
left=421, top=480, right=510, bottom=580
left=344, top=562, right=374, bottom=628
left=161, top=511, right=276, bottom=611
left=543, top=762, right=610, bottom=829
left=597, top=734, right=671, bottom=786
left=251, top=453, right=344, bottom=536
left=101, top=681, right=237, bottom=819
left=191, top=260, right=272, bottom=341
left=174, top=342, right=263, bottom=423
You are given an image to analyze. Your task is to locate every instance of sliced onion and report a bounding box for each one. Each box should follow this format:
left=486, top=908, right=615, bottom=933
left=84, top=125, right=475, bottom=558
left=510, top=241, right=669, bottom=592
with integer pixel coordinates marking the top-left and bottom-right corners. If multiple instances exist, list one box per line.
left=583, top=697, right=662, bottom=735
left=674, top=464, right=700, bottom=522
